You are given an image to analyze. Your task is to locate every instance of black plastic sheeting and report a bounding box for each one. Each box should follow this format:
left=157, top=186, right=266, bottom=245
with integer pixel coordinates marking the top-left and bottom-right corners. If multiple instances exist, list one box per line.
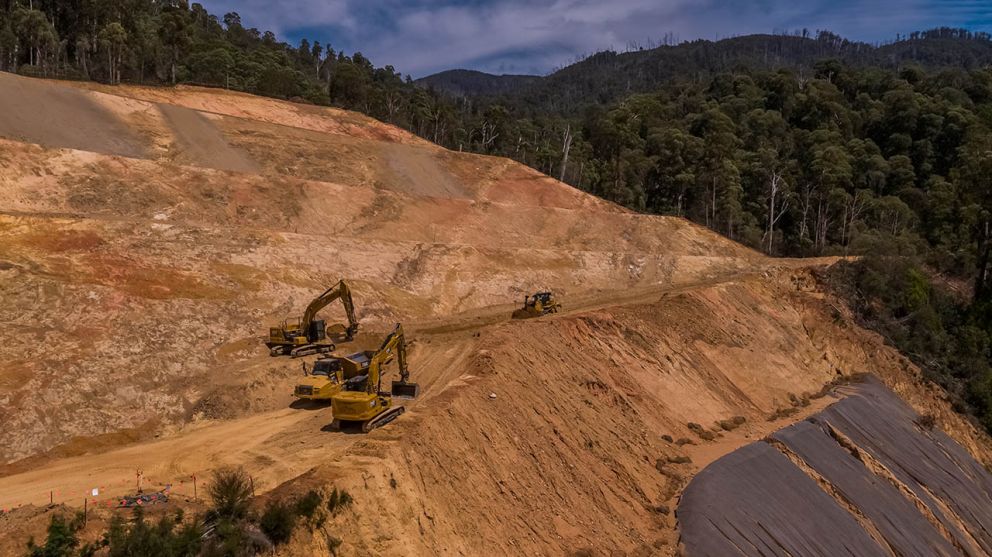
left=678, top=442, right=886, bottom=555
left=679, top=377, right=992, bottom=556
left=814, top=380, right=992, bottom=554
left=773, top=421, right=959, bottom=556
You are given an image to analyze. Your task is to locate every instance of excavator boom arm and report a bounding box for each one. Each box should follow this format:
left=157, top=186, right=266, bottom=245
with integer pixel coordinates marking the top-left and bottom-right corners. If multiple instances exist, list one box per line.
left=301, top=280, right=359, bottom=339
left=368, top=324, right=403, bottom=392
left=340, top=283, right=359, bottom=337
left=367, top=323, right=417, bottom=398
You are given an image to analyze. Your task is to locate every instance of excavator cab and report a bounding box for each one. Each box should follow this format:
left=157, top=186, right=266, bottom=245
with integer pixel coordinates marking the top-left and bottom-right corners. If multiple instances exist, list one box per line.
left=272, top=317, right=324, bottom=343
left=293, top=351, right=368, bottom=401
left=344, top=374, right=368, bottom=392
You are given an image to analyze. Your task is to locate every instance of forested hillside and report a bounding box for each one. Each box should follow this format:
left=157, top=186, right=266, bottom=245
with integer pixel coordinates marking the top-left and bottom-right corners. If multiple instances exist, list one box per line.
left=457, top=30, right=992, bottom=112
left=414, top=69, right=540, bottom=97
left=5, top=1, right=992, bottom=430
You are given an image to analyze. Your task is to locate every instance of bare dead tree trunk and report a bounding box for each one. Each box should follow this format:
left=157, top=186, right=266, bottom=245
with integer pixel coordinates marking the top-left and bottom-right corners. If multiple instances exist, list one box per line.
left=171, top=46, right=178, bottom=84
left=814, top=197, right=833, bottom=252
left=843, top=191, right=870, bottom=249
left=385, top=93, right=400, bottom=123
left=764, top=170, right=789, bottom=253
left=479, top=121, right=499, bottom=153
left=974, top=219, right=991, bottom=304
left=709, top=177, right=717, bottom=229
left=799, top=182, right=812, bottom=241
left=559, top=123, right=573, bottom=182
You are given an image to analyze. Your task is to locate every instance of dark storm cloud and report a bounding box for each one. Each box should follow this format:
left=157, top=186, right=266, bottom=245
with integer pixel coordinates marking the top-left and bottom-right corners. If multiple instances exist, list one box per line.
left=198, top=0, right=992, bottom=77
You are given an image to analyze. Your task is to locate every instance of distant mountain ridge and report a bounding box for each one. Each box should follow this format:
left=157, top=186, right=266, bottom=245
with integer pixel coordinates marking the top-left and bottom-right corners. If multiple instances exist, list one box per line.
left=418, top=29, right=992, bottom=111
left=415, top=69, right=540, bottom=97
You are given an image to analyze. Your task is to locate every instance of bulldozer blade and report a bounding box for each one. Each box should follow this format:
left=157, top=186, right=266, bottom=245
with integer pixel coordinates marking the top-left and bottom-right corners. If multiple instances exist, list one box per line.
left=511, top=308, right=534, bottom=320
left=391, top=381, right=420, bottom=399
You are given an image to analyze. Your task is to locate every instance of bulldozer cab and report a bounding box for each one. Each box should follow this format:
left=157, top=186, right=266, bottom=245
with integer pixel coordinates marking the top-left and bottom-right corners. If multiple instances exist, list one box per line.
left=531, top=292, right=553, bottom=306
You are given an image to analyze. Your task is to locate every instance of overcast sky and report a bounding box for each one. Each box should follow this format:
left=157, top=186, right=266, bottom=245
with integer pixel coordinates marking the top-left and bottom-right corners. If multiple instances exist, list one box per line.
left=198, top=0, right=992, bottom=78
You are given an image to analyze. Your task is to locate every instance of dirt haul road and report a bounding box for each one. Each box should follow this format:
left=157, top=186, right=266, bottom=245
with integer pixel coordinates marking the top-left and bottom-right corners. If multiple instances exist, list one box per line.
left=1, top=73, right=991, bottom=556
left=0, top=268, right=828, bottom=512
left=0, top=329, right=477, bottom=510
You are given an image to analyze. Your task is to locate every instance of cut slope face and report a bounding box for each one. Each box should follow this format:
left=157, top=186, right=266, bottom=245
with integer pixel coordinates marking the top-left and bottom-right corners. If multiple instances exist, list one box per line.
left=679, top=378, right=992, bottom=556
left=255, top=274, right=992, bottom=556
left=0, top=75, right=755, bottom=464
left=157, top=104, right=259, bottom=172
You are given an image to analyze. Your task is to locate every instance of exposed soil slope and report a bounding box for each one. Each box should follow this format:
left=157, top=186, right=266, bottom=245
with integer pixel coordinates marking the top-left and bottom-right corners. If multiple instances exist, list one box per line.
left=0, top=74, right=989, bottom=557
left=158, top=104, right=258, bottom=172
left=243, top=272, right=992, bottom=556
left=0, top=76, right=755, bottom=464
left=0, top=73, right=148, bottom=157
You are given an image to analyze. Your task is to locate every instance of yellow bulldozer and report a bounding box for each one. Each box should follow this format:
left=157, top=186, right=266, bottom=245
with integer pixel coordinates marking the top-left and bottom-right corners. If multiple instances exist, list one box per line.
left=329, top=323, right=419, bottom=433
left=267, top=280, right=359, bottom=358
left=511, top=291, right=561, bottom=319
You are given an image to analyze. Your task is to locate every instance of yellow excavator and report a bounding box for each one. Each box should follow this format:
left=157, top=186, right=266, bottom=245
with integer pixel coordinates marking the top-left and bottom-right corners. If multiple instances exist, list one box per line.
left=511, top=291, right=561, bottom=319
left=293, top=352, right=371, bottom=401
left=267, top=280, right=359, bottom=358
left=329, top=323, right=419, bottom=432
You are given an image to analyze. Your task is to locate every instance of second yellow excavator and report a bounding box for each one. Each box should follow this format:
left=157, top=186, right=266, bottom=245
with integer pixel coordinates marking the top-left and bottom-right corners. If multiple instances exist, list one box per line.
left=329, top=323, right=419, bottom=432
left=267, top=280, right=359, bottom=358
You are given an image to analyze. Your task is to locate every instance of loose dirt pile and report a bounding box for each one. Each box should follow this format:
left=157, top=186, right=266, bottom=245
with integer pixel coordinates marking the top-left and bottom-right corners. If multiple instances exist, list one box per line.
left=0, top=74, right=990, bottom=556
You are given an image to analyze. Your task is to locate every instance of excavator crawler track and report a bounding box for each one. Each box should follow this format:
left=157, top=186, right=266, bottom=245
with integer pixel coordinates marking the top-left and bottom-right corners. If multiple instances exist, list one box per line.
left=327, top=407, right=404, bottom=433
left=290, top=343, right=334, bottom=358
left=363, top=406, right=405, bottom=432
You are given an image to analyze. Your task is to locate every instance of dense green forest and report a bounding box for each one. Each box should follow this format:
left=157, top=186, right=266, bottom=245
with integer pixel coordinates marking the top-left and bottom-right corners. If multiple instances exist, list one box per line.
left=4, top=0, right=992, bottom=430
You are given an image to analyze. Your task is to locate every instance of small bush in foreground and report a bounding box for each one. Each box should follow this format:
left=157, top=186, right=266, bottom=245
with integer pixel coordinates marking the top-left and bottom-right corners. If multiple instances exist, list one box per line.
left=326, top=488, right=353, bottom=516
left=259, top=500, right=296, bottom=546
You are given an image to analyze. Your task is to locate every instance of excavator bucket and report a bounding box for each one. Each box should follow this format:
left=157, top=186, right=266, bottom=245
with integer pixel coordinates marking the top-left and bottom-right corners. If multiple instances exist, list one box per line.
left=391, top=380, right=420, bottom=399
